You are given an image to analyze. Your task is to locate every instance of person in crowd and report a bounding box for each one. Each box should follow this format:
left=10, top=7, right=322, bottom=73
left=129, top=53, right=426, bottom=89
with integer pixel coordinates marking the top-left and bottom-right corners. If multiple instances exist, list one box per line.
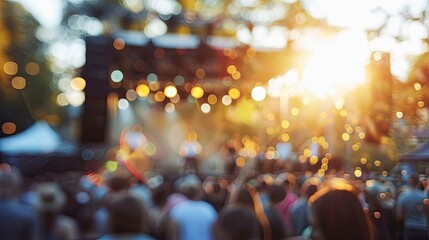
left=7, top=144, right=429, bottom=240
left=100, top=191, right=154, bottom=239
left=201, top=176, right=228, bottom=213
left=129, top=175, right=154, bottom=209
left=34, top=182, right=79, bottom=240
left=265, top=183, right=287, bottom=240
left=395, top=172, right=429, bottom=240
left=308, top=178, right=373, bottom=240
left=256, top=174, right=274, bottom=210
left=226, top=181, right=270, bottom=240
left=276, top=172, right=298, bottom=236
left=169, top=174, right=218, bottom=240
left=147, top=173, right=179, bottom=240
left=59, top=173, right=99, bottom=240
left=289, top=177, right=320, bottom=236
left=364, top=178, right=396, bottom=240
left=95, top=173, right=132, bottom=235
left=212, top=205, right=262, bottom=240
left=179, top=131, right=203, bottom=174
left=73, top=189, right=99, bottom=240
left=221, top=144, right=239, bottom=175
left=121, top=124, right=147, bottom=154
left=0, top=163, right=39, bottom=240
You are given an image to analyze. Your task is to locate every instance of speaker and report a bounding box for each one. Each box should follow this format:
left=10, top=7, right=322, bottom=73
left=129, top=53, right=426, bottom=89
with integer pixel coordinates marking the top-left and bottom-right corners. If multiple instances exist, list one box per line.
left=80, top=35, right=112, bottom=143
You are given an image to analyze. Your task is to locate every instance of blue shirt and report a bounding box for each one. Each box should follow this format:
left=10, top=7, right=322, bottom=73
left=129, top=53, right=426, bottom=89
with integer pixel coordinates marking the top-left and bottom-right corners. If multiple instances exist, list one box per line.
left=396, top=188, right=429, bottom=230
left=0, top=200, right=39, bottom=240
left=170, top=200, right=217, bottom=240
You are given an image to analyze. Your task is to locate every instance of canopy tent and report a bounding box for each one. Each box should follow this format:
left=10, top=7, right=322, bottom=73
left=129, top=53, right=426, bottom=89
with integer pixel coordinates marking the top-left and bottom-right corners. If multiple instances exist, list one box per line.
left=400, top=141, right=429, bottom=162
left=0, top=121, right=62, bottom=155
left=398, top=141, right=429, bottom=174
left=0, top=121, right=81, bottom=176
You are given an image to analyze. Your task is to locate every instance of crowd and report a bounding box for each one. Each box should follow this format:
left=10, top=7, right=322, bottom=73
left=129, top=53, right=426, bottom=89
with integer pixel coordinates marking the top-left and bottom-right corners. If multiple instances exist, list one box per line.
left=0, top=158, right=428, bottom=240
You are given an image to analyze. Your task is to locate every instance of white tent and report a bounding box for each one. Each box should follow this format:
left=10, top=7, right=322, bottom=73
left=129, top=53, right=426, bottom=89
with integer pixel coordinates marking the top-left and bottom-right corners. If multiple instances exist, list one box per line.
left=0, top=121, right=62, bottom=155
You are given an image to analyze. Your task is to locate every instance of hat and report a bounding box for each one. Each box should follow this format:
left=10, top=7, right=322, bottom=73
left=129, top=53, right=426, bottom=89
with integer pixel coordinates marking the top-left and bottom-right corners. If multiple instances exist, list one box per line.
left=34, top=182, right=66, bottom=212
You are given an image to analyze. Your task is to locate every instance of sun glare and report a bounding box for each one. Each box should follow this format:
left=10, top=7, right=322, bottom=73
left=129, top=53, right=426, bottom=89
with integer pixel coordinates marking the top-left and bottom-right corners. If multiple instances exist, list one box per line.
left=302, top=30, right=370, bottom=98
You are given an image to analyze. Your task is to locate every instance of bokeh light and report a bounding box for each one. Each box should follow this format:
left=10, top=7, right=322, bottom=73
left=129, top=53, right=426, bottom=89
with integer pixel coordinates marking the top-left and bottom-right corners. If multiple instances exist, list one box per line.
left=396, top=111, right=404, bottom=118
left=2, top=122, right=16, bottom=135
left=201, top=103, right=211, bottom=113
left=227, top=65, right=237, bottom=74
left=191, top=86, right=204, bottom=99
left=165, top=102, right=175, bottom=113
left=222, top=95, right=232, bottom=105
left=3, top=61, right=18, bottom=75
left=105, top=160, right=118, bottom=172
left=56, top=93, right=69, bottom=107
left=291, top=107, right=299, bottom=116
left=154, top=91, right=166, bottom=102
left=118, top=98, right=129, bottom=109
left=280, top=133, right=290, bottom=142
left=170, top=94, right=180, bottom=104
left=208, top=94, right=217, bottom=105
left=136, top=84, right=150, bottom=97
left=196, top=68, right=206, bottom=78
left=143, top=142, right=157, bottom=156
left=113, top=38, right=125, bottom=50
left=66, top=90, right=85, bottom=107
left=174, top=75, right=185, bottom=86
left=354, top=168, right=362, bottom=177
left=126, top=89, right=137, bottom=101
left=164, top=86, right=178, bottom=98
left=11, top=76, right=26, bottom=90
left=251, top=86, right=266, bottom=101
left=111, top=70, right=124, bottom=82
left=70, top=77, right=86, bottom=91
left=228, top=88, right=240, bottom=100
left=342, top=133, right=350, bottom=141
left=25, top=62, right=40, bottom=75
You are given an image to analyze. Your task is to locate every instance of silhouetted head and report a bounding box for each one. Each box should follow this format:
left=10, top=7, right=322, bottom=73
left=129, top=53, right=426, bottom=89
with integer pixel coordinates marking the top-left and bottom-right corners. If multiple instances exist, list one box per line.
left=105, top=192, right=149, bottom=234
left=174, top=174, right=202, bottom=200
left=309, top=178, right=370, bottom=240
left=408, top=172, right=420, bottom=188
left=213, top=206, right=261, bottom=240
left=268, top=184, right=286, bottom=205
left=107, top=174, right=130, bottom=192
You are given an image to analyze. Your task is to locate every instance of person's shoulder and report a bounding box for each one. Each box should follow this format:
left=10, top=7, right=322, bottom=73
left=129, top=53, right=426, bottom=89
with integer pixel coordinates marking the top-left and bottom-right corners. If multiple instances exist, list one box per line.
left=288, top=199, right=305, bottom=213
left=0, top=201, right=37, bottom=218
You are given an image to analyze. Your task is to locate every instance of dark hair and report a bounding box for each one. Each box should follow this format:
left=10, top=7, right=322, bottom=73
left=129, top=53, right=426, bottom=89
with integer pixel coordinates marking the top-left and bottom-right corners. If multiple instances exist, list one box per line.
left=213, top=206, right=262, bottom=240
left=311, top=190, right=370, bottom=240
left=268, top=184, right=286, bottom=205
left=306, top=184, right=318, bottom=198
left=235, top=187, right=255, bottom=208
left=151, top=182, right=171, bottom=207
left=106, top=192, right=149, bottom=234
left=408, top=172, right=420, bottom=187
left=107, top=175, right=130, bottom=192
